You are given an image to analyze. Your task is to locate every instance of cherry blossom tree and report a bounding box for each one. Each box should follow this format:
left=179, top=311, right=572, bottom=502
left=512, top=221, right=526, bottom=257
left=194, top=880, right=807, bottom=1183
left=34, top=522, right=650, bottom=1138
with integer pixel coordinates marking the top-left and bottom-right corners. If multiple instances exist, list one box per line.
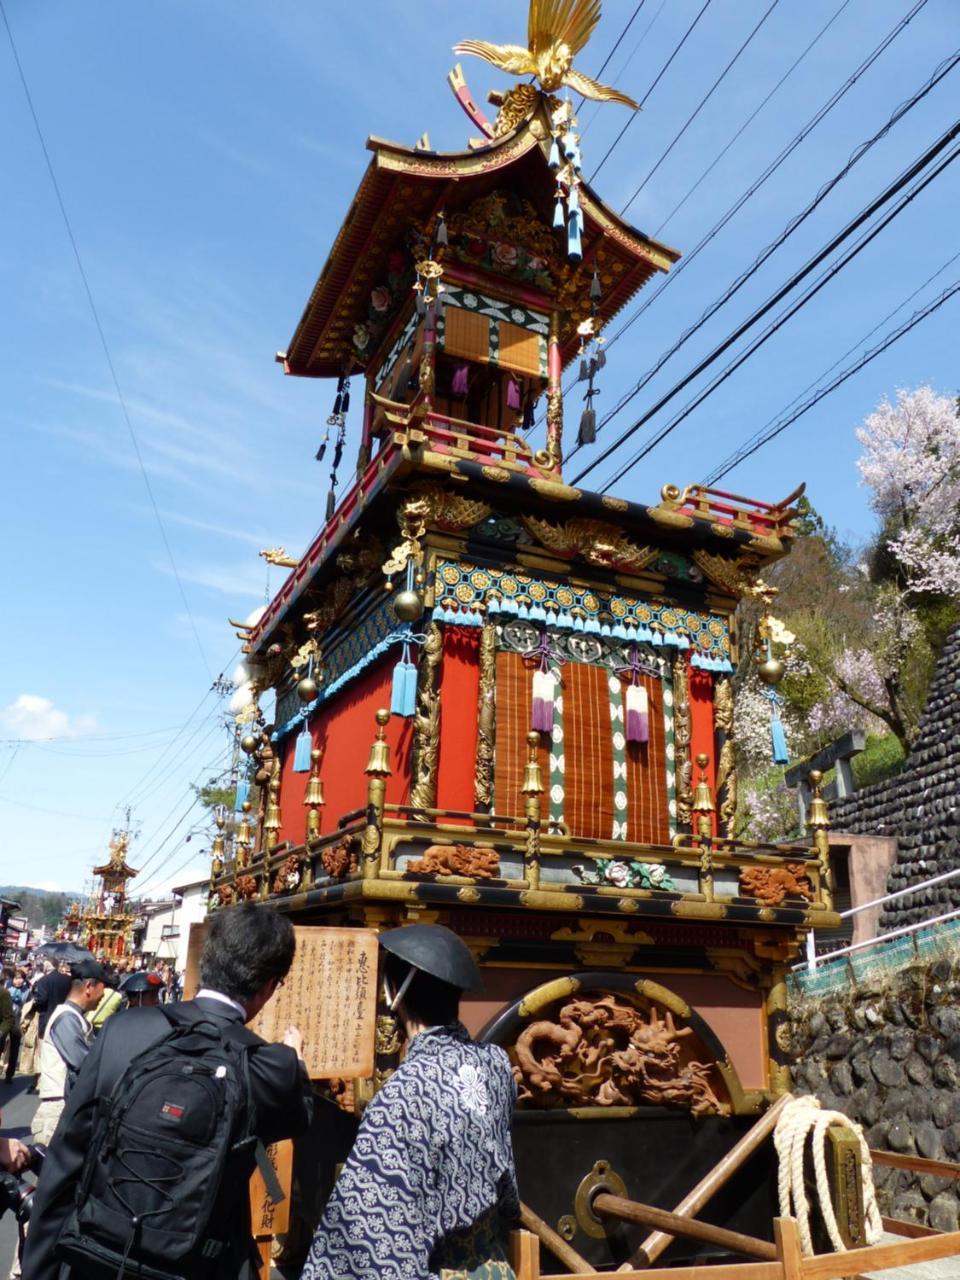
left=857, top=386, right=960, bottom=600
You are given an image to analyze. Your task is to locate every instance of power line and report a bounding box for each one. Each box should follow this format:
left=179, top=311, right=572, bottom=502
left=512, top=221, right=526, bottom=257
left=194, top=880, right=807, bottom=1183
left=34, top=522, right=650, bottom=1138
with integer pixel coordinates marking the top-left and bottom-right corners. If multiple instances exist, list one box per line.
left=593, top=135, right=960, bottom=492
left=571, top=118, right=960, bottom=488
left=580, top=0, right=669, bottom=140
left=566, top=48, right=960, bottom=466
left=704, top=275, right=960, bottom=484
left=703, top=247, right=960, bottom=481
left=575, top=0, right=647, bottom=112
left=620, top=0, right=782, bottom=216
left=0, top=0, right=211, bottom=678
left=530, top=0, right=930, bottom=443
left=590, top=0, right=714, bottom=183
left=653, top=0, right=854, bottom=236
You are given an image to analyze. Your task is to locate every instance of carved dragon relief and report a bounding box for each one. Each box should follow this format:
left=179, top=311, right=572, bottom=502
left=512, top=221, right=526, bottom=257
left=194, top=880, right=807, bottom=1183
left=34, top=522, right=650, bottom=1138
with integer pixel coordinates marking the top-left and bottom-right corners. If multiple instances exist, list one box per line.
left=512, top=993, right=728, bottom=1116
left=714, top=677, right=737, bottom=839
left=520, top=515, right=658, bottom=574
left=692, top=549, right=761, bottom=599
left=410, top=622, right=442, bottom=812
left=672, top=652, right=692, bottom=827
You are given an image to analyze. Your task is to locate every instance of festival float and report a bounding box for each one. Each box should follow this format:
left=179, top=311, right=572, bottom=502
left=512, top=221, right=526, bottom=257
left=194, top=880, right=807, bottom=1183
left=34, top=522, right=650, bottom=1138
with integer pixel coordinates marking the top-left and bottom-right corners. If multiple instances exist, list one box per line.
left=206, top=1, right=877, bottom=1270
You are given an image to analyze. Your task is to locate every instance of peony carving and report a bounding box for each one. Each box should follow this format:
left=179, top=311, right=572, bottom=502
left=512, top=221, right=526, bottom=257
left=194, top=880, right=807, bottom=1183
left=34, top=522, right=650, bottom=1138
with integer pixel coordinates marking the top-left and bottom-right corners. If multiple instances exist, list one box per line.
left=513, top=994, right=727, bottom=1116
left=740, top=862, right=814, bottom=907
left=407, top=843, right=500, bottom=879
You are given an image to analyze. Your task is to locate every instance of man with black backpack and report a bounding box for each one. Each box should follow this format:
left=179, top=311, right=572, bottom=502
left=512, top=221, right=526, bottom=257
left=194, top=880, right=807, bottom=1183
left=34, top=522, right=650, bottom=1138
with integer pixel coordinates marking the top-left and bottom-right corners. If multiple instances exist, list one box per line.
left=22, top=903, right=313, bottom=1280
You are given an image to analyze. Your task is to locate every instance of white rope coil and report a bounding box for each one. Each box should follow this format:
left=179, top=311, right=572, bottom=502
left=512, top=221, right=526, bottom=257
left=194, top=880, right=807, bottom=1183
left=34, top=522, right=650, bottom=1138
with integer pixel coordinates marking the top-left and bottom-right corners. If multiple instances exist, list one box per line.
left=773, top=1095, right=882, bottom=1256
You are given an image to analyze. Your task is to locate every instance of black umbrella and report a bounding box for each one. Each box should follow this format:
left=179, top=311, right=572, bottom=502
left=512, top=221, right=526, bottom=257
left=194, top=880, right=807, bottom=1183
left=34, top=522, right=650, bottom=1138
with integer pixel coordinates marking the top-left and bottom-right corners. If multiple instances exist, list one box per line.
left=34, top=940, right=93, bottom=965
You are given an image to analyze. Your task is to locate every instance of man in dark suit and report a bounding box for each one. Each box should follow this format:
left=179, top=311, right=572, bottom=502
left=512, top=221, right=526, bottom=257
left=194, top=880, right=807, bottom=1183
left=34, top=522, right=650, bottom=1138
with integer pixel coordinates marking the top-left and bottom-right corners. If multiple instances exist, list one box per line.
left=22, top=903, right=313, bottom=1280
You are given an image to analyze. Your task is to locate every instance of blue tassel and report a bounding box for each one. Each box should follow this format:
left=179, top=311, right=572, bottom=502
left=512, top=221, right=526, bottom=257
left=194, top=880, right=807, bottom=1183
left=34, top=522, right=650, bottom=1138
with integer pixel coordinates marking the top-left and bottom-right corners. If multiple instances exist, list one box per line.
left=570, top=144, right=582, bottom=173
left=292, top=726, right=312, bottom=772
left=548, top=137, right=561, bottom=169
left=391, top=657, right=408, bottom=715
left=771, top=715, right=789, bottom=764
left=553, top=197, right=565, bottom=229
left=567, top=209, right=582, bottom=261
left=235, top=778, right=250, bottom=810
left=567, top=184, right=580, bottom=213
left=402, top=659, right=418, bottom=715
left=562, top=130, right=577, bottom=160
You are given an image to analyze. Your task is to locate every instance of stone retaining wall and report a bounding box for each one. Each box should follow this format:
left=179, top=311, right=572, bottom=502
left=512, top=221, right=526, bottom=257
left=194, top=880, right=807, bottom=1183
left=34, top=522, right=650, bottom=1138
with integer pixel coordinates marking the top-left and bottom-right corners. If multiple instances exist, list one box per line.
left=789, top=955, right=960, bottom=1232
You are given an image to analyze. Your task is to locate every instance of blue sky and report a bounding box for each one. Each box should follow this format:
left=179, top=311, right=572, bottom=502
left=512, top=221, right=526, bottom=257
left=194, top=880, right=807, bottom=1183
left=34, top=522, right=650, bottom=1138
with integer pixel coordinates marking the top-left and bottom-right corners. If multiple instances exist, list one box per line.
left=2, top=0, right=957, bottom=895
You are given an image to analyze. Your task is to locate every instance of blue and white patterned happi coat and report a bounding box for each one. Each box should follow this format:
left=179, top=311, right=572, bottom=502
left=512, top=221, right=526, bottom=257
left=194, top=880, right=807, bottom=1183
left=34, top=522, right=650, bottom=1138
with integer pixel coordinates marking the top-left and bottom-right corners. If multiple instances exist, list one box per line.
left=301, top=1023, right=520, bottom=1280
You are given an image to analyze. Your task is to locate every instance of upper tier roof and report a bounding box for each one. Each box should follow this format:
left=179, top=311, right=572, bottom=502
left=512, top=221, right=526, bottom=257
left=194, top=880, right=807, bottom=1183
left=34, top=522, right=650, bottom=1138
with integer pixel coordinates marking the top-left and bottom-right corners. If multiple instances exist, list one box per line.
left=281, top=96, right=679, bottom=380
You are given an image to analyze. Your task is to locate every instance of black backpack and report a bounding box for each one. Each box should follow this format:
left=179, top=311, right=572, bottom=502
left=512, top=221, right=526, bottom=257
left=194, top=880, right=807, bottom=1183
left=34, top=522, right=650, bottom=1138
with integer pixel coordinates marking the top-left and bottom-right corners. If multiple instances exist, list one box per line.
left=57, top=1003, right=260, bottom=1280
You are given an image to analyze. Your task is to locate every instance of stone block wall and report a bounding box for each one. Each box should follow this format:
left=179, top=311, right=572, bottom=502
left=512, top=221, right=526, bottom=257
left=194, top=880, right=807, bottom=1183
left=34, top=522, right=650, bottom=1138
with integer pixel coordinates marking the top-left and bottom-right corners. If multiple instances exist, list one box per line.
left=789, top=955, right=960, bottom=1232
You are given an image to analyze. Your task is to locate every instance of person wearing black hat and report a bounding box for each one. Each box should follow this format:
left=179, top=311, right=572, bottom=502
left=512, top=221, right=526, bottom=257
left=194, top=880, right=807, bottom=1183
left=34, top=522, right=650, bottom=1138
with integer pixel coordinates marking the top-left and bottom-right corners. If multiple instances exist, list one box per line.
left=301, top=924, right=520, bottom=1280
left=118, top=969, right=164, bottom=1009
left=31, top=957, right=105, bottom=1145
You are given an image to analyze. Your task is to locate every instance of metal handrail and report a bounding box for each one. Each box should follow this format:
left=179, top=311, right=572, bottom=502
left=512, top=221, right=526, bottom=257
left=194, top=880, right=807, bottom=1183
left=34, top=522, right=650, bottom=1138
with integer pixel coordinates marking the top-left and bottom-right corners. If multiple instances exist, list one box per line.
left=804, top=864, right=960, bottom=972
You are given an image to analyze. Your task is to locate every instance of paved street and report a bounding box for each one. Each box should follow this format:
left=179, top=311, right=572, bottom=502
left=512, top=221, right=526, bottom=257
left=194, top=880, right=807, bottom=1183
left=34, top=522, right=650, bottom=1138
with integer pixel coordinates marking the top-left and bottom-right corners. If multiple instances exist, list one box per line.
left=0, top=1076, right=38, bottom=1278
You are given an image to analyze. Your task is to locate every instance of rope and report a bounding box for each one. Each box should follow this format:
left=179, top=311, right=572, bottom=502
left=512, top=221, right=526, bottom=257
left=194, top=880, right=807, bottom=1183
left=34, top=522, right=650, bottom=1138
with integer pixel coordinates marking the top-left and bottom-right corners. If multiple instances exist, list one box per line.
left=773, top=1096, right=882, bottom=1256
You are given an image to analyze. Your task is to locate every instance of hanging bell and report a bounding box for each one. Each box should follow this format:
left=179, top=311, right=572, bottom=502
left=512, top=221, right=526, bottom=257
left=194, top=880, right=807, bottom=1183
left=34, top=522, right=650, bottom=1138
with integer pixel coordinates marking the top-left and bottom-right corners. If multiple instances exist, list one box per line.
left=392, top=589, right=424, bottom=622
left=240, top=733, right=258, bottom=755
left=578, top=407, right=597, bottom=445
left=548, top=136, right=561, bottom=170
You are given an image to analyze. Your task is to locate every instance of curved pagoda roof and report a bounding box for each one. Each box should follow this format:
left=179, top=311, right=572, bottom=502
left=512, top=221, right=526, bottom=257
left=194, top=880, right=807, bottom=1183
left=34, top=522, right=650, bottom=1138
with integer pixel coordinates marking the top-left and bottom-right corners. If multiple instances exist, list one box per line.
left=281, top=95, right=679, bottom=380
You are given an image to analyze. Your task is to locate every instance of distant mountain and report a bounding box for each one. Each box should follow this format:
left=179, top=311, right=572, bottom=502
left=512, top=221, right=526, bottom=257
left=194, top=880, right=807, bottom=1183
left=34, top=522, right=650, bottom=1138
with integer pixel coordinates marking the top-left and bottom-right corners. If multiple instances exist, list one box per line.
left=0, top=886, right=82, bottom=932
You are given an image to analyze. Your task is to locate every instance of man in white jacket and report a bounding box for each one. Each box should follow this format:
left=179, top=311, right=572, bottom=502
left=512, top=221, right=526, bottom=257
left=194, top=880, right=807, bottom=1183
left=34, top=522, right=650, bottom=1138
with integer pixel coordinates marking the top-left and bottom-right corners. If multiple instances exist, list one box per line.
left=31, top=958, right=105, bottom=1145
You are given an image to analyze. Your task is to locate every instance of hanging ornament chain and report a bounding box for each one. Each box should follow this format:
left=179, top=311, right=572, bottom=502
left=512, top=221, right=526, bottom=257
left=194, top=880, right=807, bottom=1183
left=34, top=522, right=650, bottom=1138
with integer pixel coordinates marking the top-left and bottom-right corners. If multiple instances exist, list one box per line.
left=317, top=369, right=350, bottom=521
left=549, top=97, right=583, bottom=262
left=576, top=269, right=605, bottom=445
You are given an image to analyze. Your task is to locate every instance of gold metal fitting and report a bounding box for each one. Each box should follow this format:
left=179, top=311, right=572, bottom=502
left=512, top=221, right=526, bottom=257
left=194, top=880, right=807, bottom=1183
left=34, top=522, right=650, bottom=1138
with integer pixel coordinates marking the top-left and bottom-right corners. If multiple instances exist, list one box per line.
left=365, top=708, right=393, bottom=776
left=521, top=730, right=544, bottom=795
left=807, top=769, right=830, bottom=830
left=691, top=752, right=715, bottom=814
left=304, top=748, right=325, bottom=808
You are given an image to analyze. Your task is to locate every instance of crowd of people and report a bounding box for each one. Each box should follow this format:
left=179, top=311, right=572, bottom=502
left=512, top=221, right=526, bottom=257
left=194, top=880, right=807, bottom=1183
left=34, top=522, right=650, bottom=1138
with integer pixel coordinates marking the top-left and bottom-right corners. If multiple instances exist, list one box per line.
left=0, top=906, right=520, bottom=1280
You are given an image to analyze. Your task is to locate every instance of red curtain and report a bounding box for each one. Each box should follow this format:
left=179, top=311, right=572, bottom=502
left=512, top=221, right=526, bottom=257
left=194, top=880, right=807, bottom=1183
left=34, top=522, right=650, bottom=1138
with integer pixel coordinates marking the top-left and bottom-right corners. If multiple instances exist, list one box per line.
left=689, top=665, right=717, bottom=836
left=276, top=656, right=414, bottom=844
left=436, top=626, right=480, bottom=813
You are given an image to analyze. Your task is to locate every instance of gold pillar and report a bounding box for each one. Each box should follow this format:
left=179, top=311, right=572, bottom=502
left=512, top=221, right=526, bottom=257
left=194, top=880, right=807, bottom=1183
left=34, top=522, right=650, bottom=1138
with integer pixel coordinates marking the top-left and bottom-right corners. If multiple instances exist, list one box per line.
left=765, top=966, right=791, bottom=1097
left=521, top=731, right=544, bottom=891
left=543, top=310, right=563, bottom=473
left=362, top=709, right=392, bottom=879
left=475, top=623, right=496, bottom=811
left=807, top=768, right=834, bottom=912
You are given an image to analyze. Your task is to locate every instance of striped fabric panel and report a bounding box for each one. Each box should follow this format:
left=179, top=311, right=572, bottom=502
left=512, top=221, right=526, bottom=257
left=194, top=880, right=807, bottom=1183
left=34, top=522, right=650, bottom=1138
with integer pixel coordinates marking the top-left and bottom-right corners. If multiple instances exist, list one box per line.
left=562, top=663, right=615, bottom=841
left=493, top=650, right=549, bottom=823
left=624, top=673, right=671, bottom=845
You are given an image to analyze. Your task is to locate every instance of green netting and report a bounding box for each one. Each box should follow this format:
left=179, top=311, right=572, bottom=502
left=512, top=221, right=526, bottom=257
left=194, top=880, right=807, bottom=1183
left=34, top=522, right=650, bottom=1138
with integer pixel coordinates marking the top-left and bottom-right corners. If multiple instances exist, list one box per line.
left=789, top=918, right=960, bottom=999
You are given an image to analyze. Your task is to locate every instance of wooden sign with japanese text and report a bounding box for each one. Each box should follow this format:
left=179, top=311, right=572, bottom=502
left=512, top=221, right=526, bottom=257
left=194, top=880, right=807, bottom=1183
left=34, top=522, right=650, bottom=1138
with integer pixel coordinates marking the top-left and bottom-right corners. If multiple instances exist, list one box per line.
left=249, top=926, right=378, bottom=1080
left=185, top=920, right=378, bottom=1079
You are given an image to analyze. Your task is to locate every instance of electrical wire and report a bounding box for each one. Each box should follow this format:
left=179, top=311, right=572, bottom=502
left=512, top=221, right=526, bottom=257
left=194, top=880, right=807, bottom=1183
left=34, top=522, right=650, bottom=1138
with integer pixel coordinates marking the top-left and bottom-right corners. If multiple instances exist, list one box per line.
left=590, top=0, right=714, bottom=183
left=0, top=0, right=211, bottom=678
left=620, top=0, right=782, bottom=216
left=653, top=0, right=854, bottom=236
left=566, top=48, right=960, bottom=466
left=704, top=275, right=960, bottom=484
left=574, top=0, right=647, bottom=112
left=571, top=118, right=960, bottom=488
left=593, top=134, right=960, bottom=492
left=530, top=0, right=931, bottom=441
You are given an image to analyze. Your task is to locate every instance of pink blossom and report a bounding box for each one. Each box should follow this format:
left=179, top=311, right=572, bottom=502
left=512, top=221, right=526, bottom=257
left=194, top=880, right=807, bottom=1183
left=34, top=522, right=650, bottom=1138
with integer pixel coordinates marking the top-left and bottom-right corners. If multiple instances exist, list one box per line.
left=370, top=286, right=391, bottom=313
left=492, top=242, right=518, bottom=270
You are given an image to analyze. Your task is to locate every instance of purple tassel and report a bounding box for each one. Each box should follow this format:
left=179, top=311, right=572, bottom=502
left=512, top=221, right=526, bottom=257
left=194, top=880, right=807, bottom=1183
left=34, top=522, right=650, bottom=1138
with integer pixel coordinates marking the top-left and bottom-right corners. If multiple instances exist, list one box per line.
left=532, top=668, right=555, bottom=733
left=452, top=363, right=469, bottom=396
left=507, top=377, right=521, bottom=410
left=625, top=683, right=649, bottom=744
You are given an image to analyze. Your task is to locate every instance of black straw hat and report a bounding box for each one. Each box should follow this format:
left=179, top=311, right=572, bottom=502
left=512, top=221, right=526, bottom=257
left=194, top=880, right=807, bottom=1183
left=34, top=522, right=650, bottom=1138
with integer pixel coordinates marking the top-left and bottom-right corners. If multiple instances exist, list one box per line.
left=119, top=971, right=165, bottom=995
left=379, top=924, right=482, bottom=992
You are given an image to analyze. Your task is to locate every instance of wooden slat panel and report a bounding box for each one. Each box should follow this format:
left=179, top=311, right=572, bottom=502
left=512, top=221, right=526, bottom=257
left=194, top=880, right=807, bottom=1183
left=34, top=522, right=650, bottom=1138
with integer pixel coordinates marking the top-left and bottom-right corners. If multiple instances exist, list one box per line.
left=442, top=307, right=490, bottom=363
left=498, top=320, right=543, bottom=376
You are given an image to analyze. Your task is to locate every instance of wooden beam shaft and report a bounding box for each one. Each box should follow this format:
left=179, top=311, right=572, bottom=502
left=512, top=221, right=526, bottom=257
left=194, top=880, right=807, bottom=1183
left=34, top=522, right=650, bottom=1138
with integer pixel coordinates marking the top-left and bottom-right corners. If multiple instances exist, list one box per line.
left=593, top=1194, right=777, bottom=1261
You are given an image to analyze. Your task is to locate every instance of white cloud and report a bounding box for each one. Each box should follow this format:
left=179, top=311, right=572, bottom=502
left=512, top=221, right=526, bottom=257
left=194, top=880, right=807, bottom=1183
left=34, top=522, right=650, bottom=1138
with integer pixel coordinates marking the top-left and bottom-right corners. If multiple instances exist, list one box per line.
left=1, top=695, right=99, bottom=742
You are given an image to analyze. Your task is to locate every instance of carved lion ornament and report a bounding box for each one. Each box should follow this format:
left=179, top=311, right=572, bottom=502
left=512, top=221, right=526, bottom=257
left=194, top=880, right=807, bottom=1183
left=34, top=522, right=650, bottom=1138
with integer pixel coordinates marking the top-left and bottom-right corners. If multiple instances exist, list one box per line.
left=512, top=994, right=728, bottom=1116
